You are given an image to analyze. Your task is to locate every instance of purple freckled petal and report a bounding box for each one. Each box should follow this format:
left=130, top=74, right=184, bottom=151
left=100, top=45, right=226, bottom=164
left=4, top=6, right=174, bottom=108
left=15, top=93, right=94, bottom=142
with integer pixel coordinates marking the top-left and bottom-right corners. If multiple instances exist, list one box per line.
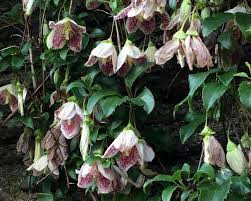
left=9, top=96, right=18, bottom=112
left=117, top=63, right=131, bottom=77
left=159, top=11, right=170, bottom=30
left=136, top=55, right=147, bottom=64
left=51, top=24, right=66, bottom=50
left=117, top=146, right=140, bottom=171
left=103, top=144, right=119, bottom=158
left=85, top=55, right=98, bottom=67
left=68, top=31, right=82, bottom=52
left=96, top=173, right=113, bottom=194
left=0, top=90, right=7, bottom=104
left=114, top=4, right=133, bottom=20
left=78, top=173, right=95, bottom=188
left=61, top=114, right=82, bottom=139
left=126, top=17, right=139, bottom=33
left=139, top=17, right=155, bottom=35
left=86, top=0, right=101, bottom=10
left=99, top=57, right=115, bottom=76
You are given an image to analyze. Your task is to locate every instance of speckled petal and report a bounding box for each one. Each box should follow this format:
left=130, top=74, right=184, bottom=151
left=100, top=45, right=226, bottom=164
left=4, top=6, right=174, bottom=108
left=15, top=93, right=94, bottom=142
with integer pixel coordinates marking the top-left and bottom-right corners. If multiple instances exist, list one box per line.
left=126, top=17, right=140, bottom=33
left=61, top=114, right=82, bottom=139
left=117, top=146, right=140, bottom=171
left=139, top=17, right=155, bottom=35
left=103, top=143, right=119, bottom=158
left=77, top=163, right=96, bottom=188
left=96, top=173, right=113, bottom=194
left=114, top=4, right=133, bottom=20
left=47, top=23, right=66, bottom=50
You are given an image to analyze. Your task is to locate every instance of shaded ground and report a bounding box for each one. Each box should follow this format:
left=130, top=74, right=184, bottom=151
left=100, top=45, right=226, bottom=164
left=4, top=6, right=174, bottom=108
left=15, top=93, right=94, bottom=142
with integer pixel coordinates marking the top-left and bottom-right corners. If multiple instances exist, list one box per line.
left=0, top=128, right=36, bottom=201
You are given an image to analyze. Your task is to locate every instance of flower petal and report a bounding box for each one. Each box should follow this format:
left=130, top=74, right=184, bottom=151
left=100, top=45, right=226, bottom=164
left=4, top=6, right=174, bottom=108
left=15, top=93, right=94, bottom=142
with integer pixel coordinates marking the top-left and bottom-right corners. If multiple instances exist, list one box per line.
left=126, top=17, right=140, bottom=33
left=139, top=17, right=155, bottom=35
left=96, top=173, right=113, bottom=194
left=47, top=22, right=66, bottom=50
left=77, top=163, right=96, bottom=188
left=103, top=143, right=120, bottom=158
left=143, top=0, right=157, bottom=19
left=99, top=57, right=115, bottom=76
left=27, top=155, right=48, bottom=172
left=61, top=114, right=82, bottom=139
left=136, top=142, right=155, bottom=164
left=117, top=146, right=140, bottom=171
left=115, top=4, right=133, bottom=20
left=155, top=39, right=179, bottom=65
left=0, top=90, right=7, bottom=104
left=113, top=130, right=138, bottom=152
left=97, top=163, right=115, bottom=180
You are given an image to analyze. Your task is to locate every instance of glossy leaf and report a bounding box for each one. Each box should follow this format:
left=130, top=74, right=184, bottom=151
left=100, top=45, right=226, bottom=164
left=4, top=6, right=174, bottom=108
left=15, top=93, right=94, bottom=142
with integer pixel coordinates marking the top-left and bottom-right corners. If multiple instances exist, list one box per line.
left=162, top=186, right=177, bottom=201
left=238, top=81, right=251, bottom=111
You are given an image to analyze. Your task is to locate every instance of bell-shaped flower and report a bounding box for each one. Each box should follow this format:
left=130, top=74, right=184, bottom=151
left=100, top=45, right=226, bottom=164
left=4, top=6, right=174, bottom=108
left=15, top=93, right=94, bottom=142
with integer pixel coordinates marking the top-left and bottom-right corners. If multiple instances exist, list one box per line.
left=0, top=83, right=27, bottom=116
left=226, top=139, right=247, bottom=175
left=54, top=102, right=84, bottom=139
left=85, top=39, right=117, bottom=76
left=103, top=129, right=155, bottom=171
left=79, top=119, right=90, bottom=161
left=116, top=39, right=145, bottom=77
left=46, top=18, right=86, bottom=52
left=77, top=162, right=115, bottom=194
left=22, top=0, right=35, bottom=16
left=184, top=19, right=213, bottom=70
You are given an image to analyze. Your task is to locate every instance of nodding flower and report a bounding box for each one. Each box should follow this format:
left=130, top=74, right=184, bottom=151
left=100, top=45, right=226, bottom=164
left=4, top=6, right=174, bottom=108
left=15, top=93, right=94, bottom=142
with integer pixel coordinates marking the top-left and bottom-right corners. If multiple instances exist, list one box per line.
left=46, top=18, right=86, bottom=52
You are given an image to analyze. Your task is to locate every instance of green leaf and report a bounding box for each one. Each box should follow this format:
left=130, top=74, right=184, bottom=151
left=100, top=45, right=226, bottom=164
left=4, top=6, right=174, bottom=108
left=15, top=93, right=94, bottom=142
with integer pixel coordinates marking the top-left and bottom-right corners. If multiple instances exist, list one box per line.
left=218, top=31, right=232, bottom=49
left=202, top=82, right=228, bottom=111
left=0, top=46, right=19, bottom=57
left=234, top=72, right=251, bottom=79
left=218, top=67, right=237, bottom=86
left=162, top=186, right=177, bottom=201
left=231, top=176, right=251, bottom=195
left=53, top=0, right=60, bottom=6
left=235, top=13, right=251, bottom=43
left=81, top=69, right=100, bottom=88
left=147, top=197, right=161, bottom=201
left=202, top=13, right=233, bottom=36
left=130, top=87, right=155, bottom=114
left=198, top=179, right=231, bottom=201
left=59, top=48, right=69, bottom=61
left=181, top=190, right=192, bottom=201
left=89, top=28, right=106, bottom=38
left=12, top=55, right=24, bottom=71
left=86, top=90, right=118, bottom=114
left=180, top=113, right=205, bottom=144
left=174, top=69, right=217, bottom=114
left=18, top=116, right=34, bottom=129
left=37, top=193, right=54, bottom=201
left=194, top=163, right=215, bottom=181
left=169, top=0, right=176, bottom=10
left=125, top=62, right=153, bottom=88
left=143, top=175, right=172, bottom=193
left=66, top=81, right=87, bottom=96
left=100, top=96, right=128, bottom=117
left=238, top=81, right=251, bottom=111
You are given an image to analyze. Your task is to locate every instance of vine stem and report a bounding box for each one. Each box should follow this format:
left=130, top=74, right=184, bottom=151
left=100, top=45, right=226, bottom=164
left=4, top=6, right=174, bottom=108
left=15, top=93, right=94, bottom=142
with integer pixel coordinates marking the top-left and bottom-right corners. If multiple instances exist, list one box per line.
left=115, top=20, right=121, bottom=51
left=69, top=0, right=73, bottom=15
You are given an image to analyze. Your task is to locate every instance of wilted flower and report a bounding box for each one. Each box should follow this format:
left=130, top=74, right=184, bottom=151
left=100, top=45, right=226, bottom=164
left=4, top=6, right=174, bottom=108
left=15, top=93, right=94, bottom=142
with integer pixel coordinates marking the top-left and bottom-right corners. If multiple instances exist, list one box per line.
left=42, top=126, right=68, bottom=167
left=17, top=127, right=32, bottom=154
left=22, top=0, right=35, bottom=16
left=54, top=102, right=84, bottom=139
left=226, top=139, right=248, bottom=175
left=79, top=119, right=90, bottom=161
left=46, top=18, right=86, bottom=52
left=85, top=39, right=117, bottom=76
left=184, top=19, right=213, bottom=70
left=116, top=39, right=145, bottom=77
left=103, top=129, right=155, bottom=171
left=203, top=135, right=225, bottom=168
left=77, top=162, right=115, bottom=194
left=0, top=83, right=27, bottom=116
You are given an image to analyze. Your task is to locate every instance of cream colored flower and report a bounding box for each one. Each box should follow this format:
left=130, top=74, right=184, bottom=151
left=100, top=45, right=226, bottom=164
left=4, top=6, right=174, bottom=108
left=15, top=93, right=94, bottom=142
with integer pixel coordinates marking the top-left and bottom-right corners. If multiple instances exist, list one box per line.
left=85, top=39, right=117, bottom=76
left=116, top=39, right=145, bottom=77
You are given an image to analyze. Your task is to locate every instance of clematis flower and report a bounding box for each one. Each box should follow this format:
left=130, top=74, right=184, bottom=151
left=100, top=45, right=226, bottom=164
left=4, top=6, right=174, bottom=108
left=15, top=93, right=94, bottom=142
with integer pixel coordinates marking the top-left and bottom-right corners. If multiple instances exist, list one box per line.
left=77, top=162, right=115, bottom=194
left=116, top=39, right=145, bottom=77
left=115, top=0, right=166, bottom=34
left=103, top=129, right=155, bottom=171
left=54, top=102, right=84, bottom=139
left=184, top=19, right=213, bottom=70
left=46, top=18, right=86, bottom=52
left=0, top=83, right=27, bottom=116
left=85, top=39, right=117, bottom=76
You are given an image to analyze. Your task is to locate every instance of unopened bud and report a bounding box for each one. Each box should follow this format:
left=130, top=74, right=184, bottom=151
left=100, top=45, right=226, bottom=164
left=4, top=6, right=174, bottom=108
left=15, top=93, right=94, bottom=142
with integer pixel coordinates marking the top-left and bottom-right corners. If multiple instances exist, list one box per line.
left=80, top=120, right=90, bottom=161
left=180, top=0, right=192, bottom=22
left=201, top=7, right=211, bottom=20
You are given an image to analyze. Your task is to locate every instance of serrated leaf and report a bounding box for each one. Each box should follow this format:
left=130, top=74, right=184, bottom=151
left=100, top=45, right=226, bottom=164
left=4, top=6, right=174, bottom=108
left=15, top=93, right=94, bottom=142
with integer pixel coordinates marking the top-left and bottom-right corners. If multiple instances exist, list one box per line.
left=162, top=186, right=177, bottom=201
left=125, top=62, right=152, bottom=88
left=238, top=81, right=251, bottom=111
left=100, top=96, right=128, bottom=117
left=130, top=87, right=155, bottom=114
left=202, top=13, right=233, bottom=36
left=202, top=82, right=228, bottom=111
left=86, top=90, right=118, bottom=114
left=198, top=179, right=231, bottom=201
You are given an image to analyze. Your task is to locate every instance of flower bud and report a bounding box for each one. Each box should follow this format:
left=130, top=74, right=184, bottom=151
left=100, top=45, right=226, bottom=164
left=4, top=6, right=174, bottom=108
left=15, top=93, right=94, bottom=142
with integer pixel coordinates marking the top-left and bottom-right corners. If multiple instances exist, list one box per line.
left=80, top=120, right=90, bottom=161
left=145, top=41, right=157, bottom=64
left=180, top=0, right=192, bottom=22
left=22, top=0, right=35, bottom=16
left=241, top=133, right=250, bottom=149
left=226, top=139, right=247, bottom=175
left=201, top=7, right=211, bottom=20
